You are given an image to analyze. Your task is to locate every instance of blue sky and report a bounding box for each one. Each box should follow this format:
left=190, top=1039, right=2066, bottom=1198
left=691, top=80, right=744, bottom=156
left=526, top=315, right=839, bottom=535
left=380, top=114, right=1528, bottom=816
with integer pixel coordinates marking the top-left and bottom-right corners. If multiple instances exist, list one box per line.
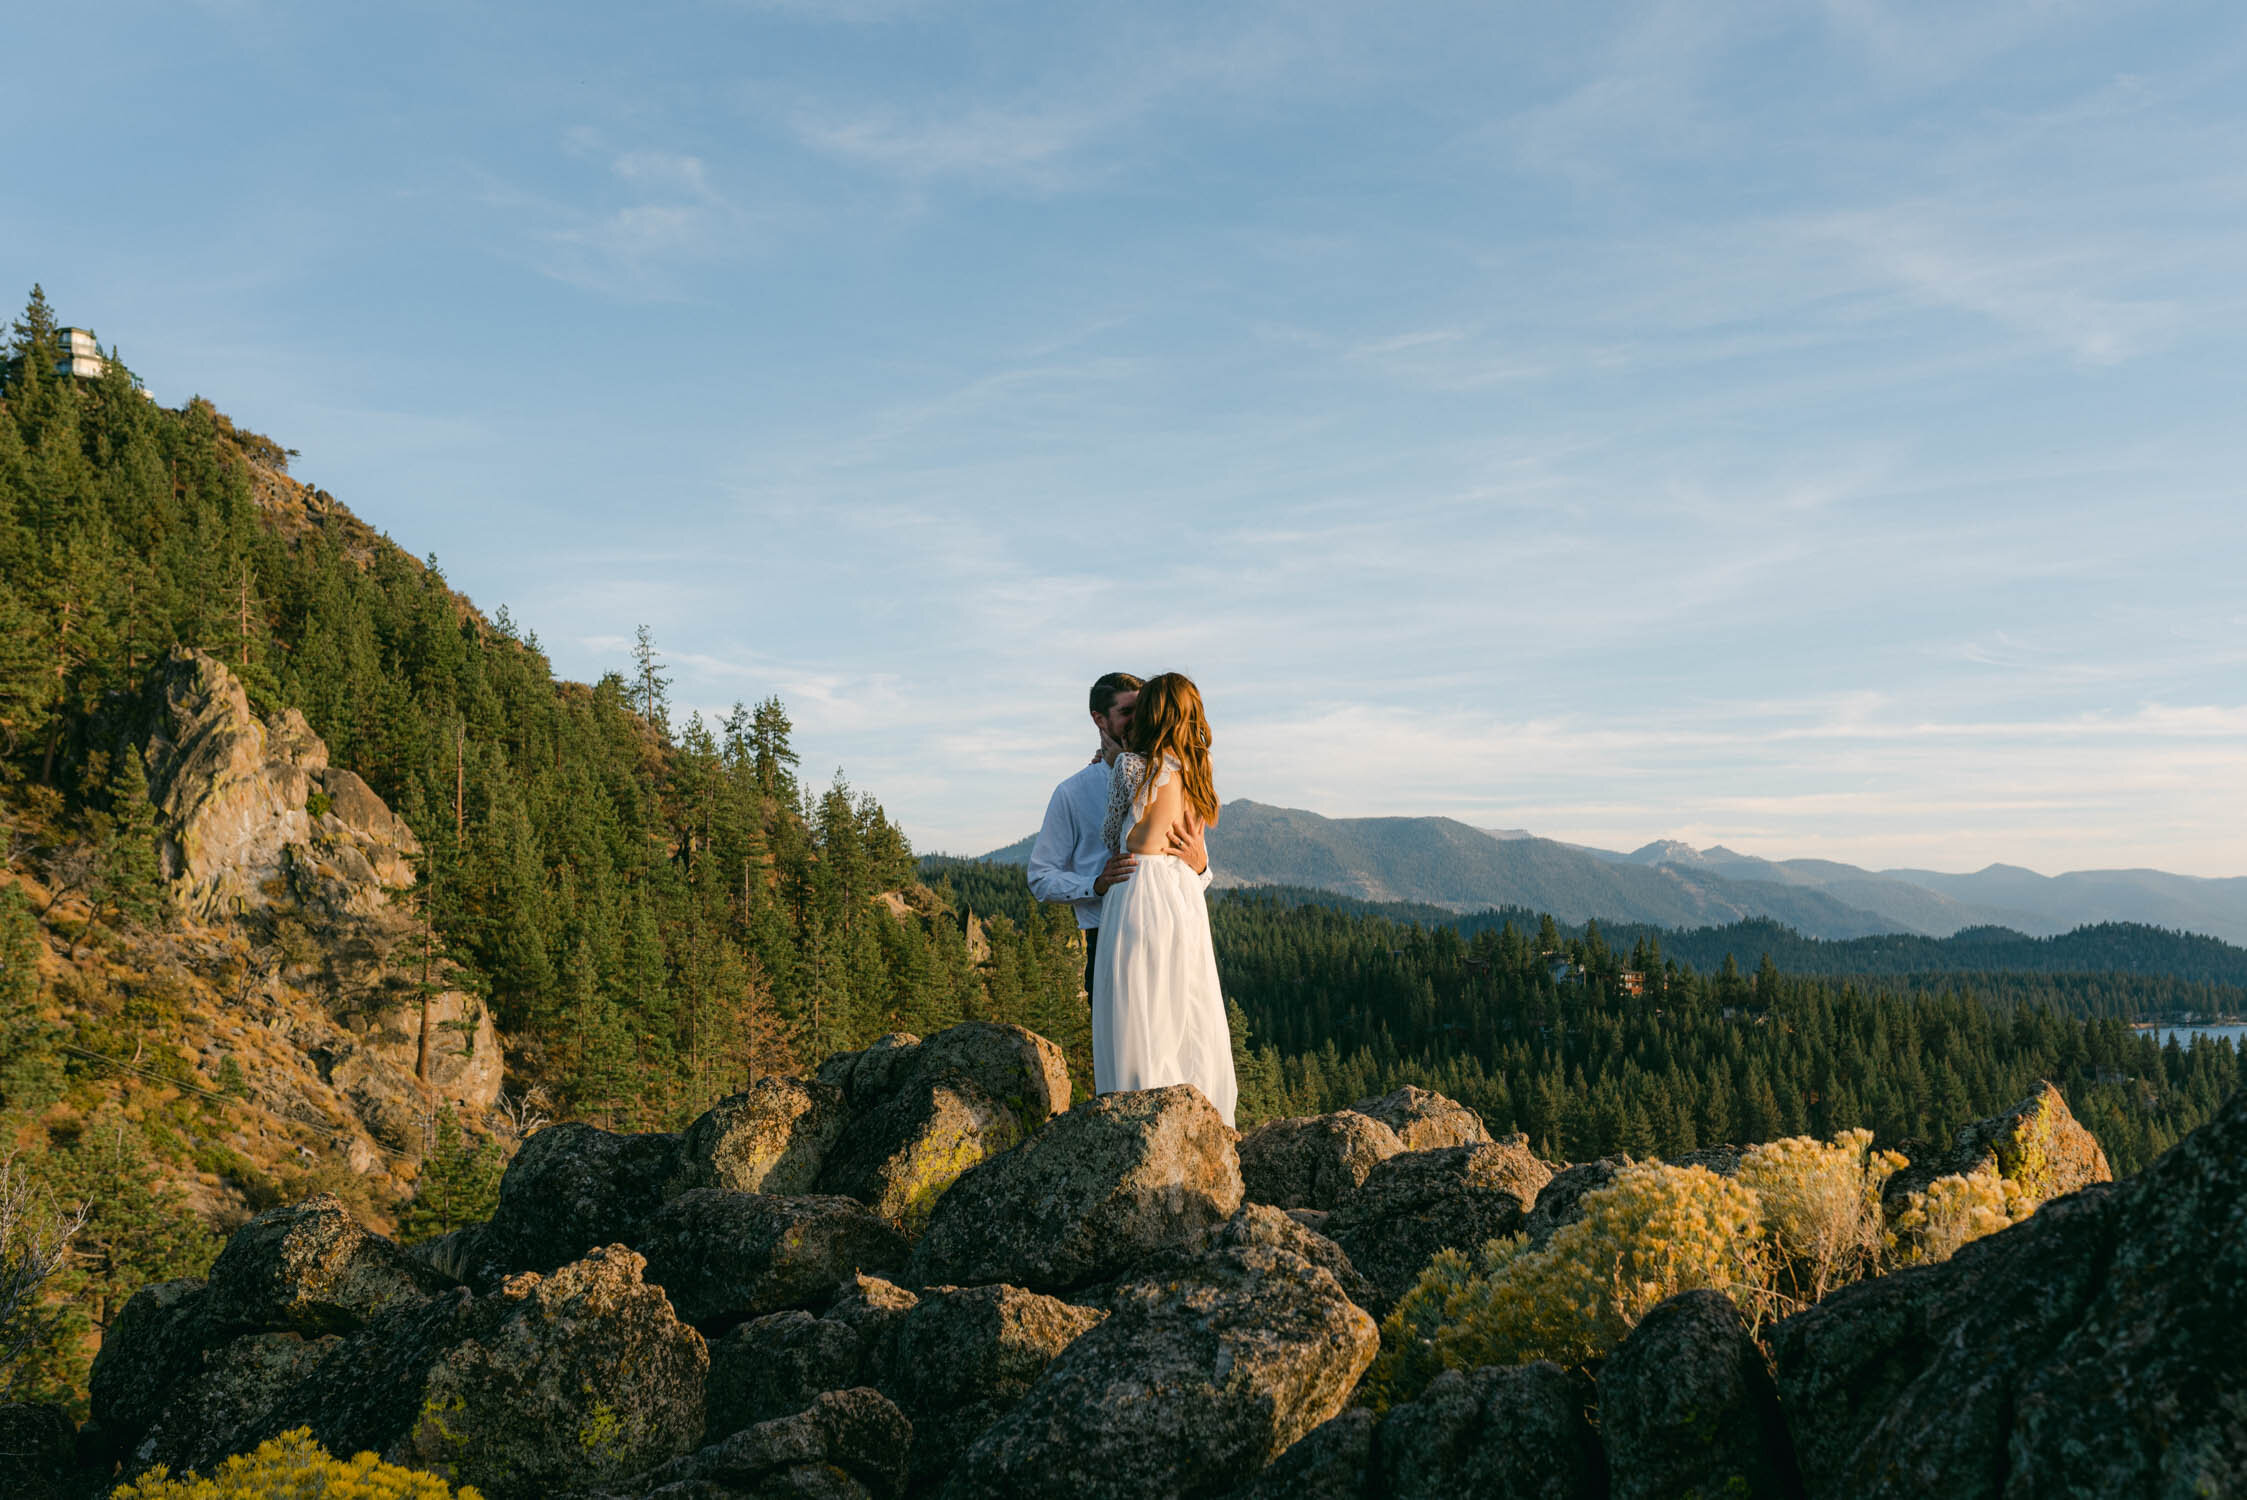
left=7, top=1, right=2244, bottom=873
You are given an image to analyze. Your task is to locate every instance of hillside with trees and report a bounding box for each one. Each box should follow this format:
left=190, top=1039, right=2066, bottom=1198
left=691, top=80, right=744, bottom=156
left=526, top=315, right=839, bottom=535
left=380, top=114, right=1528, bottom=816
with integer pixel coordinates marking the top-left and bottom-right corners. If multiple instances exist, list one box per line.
left=0, top=288, right=1090, bottom=1407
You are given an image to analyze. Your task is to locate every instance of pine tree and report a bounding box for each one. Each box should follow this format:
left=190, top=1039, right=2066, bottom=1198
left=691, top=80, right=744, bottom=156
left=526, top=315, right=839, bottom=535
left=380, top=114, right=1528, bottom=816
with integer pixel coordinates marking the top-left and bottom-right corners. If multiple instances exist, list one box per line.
left=398, top=1109, right=503, bottom=1243
left=631, top=624, right=671, bottom=735
left=96, top=746, right=166, bottom=927
left=0, top=886, right=62, bottom=1111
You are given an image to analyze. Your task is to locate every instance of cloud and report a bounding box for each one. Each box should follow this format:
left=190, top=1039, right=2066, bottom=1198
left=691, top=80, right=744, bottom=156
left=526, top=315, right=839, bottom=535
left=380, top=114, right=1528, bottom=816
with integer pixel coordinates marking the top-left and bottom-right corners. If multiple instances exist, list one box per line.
left=527, top=137, right=769, bottom=297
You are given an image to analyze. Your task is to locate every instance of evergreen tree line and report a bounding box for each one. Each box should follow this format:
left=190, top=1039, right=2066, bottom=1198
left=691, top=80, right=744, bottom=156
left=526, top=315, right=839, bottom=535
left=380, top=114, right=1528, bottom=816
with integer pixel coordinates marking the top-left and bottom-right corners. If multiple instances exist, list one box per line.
left=0, top=288, right=1090, bottom=1129
left=917, top=865, right=2240, bottom=1176
left=1210, top=895, right=2236, bottom=1175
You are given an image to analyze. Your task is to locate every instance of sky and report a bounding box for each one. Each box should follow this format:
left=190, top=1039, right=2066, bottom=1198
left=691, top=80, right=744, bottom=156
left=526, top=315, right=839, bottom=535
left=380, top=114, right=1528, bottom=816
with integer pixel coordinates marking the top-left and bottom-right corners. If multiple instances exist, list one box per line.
left=6, top=1, right=2244, bottom=875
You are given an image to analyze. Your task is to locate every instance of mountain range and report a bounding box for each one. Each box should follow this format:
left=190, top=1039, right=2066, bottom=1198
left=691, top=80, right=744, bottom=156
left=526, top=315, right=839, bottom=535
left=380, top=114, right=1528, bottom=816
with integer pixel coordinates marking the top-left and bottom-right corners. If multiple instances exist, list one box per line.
left=980, top=800, right=2247, bottom=944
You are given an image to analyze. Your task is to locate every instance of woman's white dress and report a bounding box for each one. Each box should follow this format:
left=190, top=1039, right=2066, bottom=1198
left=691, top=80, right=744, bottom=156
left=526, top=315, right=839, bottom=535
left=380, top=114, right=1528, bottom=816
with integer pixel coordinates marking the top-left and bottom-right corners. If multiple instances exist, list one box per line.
left=1091, top=752, right=1238, bottom=1127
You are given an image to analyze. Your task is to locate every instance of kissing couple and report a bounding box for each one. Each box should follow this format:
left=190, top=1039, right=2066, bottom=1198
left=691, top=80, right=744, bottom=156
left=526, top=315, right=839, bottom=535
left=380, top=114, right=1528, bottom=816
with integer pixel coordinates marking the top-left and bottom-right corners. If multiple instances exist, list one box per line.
left=1027, top=672, right=1238, bottom=1128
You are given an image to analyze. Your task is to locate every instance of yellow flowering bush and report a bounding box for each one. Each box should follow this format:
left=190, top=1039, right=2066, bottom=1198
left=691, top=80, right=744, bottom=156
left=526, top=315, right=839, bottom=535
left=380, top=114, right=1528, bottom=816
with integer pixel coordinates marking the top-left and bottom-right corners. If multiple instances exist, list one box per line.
left=1890, top=1167, right=2031, bottom=1266
left=1361, top=1162, right=1767, bottom=1407
left=1736, top=1127, right=1906, bottom=1305
left=110, top=1428, right=484, bottom=1499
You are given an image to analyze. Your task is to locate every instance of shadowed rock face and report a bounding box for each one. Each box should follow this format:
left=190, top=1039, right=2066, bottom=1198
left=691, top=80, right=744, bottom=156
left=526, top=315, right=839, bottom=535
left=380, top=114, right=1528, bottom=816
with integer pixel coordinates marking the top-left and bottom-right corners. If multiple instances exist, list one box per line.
left=1599, top=1290, right=1794, bottom=1500
left=1772, top=1082, right=2247, bottom=1499
left=0, top=1401, right=82, bottom=1500
left=877, top=1283, right=1107, bottom=1487
left=907, top=1085, right=1243, bottom=1293
left=466, top=1122, right=687, bottom=1288
left=636, top=1190, right=909, bottom=1329
left=87, top=1200, right=451, bottom=1472
left=1324, top=1141, right=1553, bottom=1314
left=1376, top=1362, right=1603, bottom=1500
left=1238, top=1111, right=1403, bottom=1211
left=201, top=1194, right=455, bottom=1337
left=259, top=1245, right=707, bottom=1500
left=1882, top=1079, right=2112, bottom=1211
left=133, top=1331, right=336, bottom=1477
left=705, top=1309, right=867, bottom=1442
left=569, top=1386, right=913, bottom=1500
left=1522, top=1159, right=1622, bottom=1249
left=1349, top=1086, right=1491, bottom=1151
left=1222, top=1406, right=1378, bottom=1500
left=944, top=1207, right=1379, bottom=1500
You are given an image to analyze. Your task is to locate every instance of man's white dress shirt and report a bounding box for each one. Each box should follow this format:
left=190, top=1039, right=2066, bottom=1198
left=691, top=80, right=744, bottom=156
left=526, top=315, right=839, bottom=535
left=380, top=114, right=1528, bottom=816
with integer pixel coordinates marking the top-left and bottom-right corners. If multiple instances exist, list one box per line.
left=1027, top=757, right=1211, bottom=929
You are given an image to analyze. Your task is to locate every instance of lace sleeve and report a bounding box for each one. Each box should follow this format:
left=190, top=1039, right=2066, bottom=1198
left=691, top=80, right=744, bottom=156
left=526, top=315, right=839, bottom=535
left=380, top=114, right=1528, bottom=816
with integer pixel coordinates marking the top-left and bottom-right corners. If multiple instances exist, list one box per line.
left=1102, top=753, right=1147, bottom=855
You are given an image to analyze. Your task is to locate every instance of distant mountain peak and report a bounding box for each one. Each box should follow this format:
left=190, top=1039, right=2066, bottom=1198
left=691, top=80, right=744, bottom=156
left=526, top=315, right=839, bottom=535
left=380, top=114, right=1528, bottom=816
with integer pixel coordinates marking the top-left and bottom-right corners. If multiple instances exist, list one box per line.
left=1627, top=839, right=1706, bottom=866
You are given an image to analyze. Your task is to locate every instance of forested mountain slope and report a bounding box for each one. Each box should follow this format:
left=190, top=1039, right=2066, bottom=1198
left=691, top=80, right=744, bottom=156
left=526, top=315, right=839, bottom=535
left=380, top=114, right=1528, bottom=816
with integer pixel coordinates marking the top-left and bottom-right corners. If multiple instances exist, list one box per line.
left=0, top=289, right=1090, bottom=1407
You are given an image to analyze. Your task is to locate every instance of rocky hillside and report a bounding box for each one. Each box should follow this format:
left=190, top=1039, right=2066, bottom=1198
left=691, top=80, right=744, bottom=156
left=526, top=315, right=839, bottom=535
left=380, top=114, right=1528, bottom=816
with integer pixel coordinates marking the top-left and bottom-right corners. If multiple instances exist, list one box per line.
left=7, top=1017, right=2236, bottom=1500
left=2, top=645, right=509, bottom=1224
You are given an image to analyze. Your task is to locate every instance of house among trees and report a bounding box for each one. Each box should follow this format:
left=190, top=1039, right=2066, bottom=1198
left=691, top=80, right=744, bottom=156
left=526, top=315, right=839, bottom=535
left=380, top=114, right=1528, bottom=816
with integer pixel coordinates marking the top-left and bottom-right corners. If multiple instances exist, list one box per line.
left=54, top=326, right=104, bottom=379
left=1617, top=970, right=1648, bottom=997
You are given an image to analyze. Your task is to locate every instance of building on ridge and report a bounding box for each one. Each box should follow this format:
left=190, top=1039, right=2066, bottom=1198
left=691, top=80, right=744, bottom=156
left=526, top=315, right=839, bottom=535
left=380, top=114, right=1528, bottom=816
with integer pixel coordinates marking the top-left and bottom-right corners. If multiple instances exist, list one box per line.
left=54, top=327, right=105, bottom=380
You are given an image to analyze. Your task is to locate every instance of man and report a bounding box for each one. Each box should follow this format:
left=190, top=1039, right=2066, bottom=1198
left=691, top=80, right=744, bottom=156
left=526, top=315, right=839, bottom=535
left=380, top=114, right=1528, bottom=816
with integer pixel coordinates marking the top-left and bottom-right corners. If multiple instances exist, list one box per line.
left=1028, top=671, right=1211, bottom=995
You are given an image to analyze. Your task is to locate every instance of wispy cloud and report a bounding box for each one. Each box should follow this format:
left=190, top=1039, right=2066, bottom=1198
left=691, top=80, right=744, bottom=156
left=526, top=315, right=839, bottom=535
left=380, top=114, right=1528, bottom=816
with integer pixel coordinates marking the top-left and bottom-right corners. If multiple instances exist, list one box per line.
left=525, top=134, right=772, bottom=297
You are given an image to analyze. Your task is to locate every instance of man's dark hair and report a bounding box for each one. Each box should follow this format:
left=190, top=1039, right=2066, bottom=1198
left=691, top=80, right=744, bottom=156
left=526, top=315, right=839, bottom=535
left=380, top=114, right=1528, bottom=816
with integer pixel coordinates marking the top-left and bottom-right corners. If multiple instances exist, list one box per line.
left=1089, top=672, right=1144, bottom=717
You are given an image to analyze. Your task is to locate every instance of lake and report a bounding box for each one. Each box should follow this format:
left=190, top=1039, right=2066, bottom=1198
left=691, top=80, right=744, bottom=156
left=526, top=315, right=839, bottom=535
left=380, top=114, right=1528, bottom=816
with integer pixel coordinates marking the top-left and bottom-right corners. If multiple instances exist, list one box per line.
left=2138, top=1023, right=2247, bottom=1049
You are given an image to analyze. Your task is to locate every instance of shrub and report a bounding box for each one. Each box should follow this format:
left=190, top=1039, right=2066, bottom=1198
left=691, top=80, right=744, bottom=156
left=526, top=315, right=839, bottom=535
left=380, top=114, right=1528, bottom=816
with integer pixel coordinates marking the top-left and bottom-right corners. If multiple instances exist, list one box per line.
left=109, top=1427, right=483, bottom=1498
left=1362, top=1162, right=1767, bottom=1407
left=1736, top=1127, right=1905, bottom=1305
left=1890, top=1167, right=2030, bottom=1266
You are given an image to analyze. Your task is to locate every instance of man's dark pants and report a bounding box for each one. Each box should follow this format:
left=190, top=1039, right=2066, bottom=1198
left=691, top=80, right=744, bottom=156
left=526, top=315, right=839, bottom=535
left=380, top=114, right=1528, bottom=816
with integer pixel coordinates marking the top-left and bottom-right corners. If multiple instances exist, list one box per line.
left=1083, top=925, right=1099, bottom=999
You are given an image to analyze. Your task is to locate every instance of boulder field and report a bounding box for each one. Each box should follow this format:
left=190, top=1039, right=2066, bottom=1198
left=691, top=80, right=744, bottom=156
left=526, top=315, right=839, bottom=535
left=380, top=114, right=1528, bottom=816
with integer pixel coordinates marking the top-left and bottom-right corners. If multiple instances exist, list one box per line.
left=8, top=1021, right=2239, bottom=1500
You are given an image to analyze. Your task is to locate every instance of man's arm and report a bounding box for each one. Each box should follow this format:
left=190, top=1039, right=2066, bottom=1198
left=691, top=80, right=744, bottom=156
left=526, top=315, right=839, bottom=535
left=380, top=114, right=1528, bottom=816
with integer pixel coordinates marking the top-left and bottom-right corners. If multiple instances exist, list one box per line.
left=1165, top=814, right=1214, bottom=890
left=1026, top=784, right=1093, bottom=906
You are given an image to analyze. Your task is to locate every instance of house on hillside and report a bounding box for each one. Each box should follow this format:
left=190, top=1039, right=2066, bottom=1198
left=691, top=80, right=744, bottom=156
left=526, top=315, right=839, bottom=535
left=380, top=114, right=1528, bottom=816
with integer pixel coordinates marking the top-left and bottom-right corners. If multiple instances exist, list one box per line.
left=1617, top=970, right=1648, bottom=997
left=54, top=327, right=104, bottom=379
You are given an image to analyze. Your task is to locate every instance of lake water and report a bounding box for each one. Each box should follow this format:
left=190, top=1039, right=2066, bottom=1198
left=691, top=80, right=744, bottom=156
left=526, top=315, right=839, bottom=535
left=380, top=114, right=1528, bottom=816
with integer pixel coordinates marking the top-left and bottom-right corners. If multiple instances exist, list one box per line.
left=2138, top=1023, right=2247, bottom=1049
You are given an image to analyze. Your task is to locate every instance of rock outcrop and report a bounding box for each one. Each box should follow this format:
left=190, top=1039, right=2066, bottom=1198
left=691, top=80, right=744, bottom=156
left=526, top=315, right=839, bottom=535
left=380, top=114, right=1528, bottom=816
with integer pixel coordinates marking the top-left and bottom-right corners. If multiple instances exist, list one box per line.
left=1229, top=1361, right=1604, bottom=1500
left=1349, top=1086, right=1491, bottom=1151
left=676, top=1076, right=848, bottom=1196
left=1323, top=1140, right=1552, bottom=1313
left=944, top=1204, right=1378, bottom=1499
left=140, top=646, right=419, bottom=922
left=878, top=1283, right=1106, bottom=1487
left=261, top=1245, right=707, bottom=1500
left=465, top=1121, right=687, bottom=1287
left=908, top=1084, right=1242, bottom=1292
left=814, top=1023, right=1072, bottom=1234
left=1375, top=1362, right=1602, bottom=1500
left=1770, top=1083, right=2247, bottom=1498
left=636, top=1189, right=908, bottom=1328
left=58, top=1026, right=2245, bottom=1500
left=1599, top=1289, right=1793, bottom=1500
left=1881, top=1079, right=2112, bottom=1210
left=200, top=1194, right=455, bottom=1337
left=1237, top=1111, right=1403, bottom=1210
left=575, top=1387, right=912, bottom=1500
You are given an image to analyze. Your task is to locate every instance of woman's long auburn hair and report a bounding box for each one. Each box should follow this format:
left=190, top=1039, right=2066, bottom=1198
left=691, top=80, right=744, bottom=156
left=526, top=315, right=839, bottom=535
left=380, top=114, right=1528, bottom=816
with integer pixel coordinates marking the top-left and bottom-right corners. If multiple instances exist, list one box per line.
left=1129, top=672, right=1220, bottom=825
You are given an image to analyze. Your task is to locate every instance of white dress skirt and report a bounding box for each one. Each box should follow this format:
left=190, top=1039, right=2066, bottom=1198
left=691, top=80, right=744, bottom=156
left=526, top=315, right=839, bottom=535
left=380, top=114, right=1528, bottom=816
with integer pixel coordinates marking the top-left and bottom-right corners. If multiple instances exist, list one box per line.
left=1091, top=753, right=1239, bottom=1127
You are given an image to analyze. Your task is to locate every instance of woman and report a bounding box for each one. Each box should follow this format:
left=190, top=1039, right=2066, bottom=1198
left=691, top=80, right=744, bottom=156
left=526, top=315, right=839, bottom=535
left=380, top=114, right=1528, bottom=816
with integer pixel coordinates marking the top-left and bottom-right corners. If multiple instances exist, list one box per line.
left=1091, top=672, right=1238, bottom=1127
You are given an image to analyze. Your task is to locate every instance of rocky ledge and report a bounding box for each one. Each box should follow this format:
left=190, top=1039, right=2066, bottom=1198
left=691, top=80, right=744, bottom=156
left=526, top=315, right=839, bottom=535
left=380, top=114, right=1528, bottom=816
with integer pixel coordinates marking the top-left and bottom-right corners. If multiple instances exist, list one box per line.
left=5, top=1023, right=2237, bottom=1500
